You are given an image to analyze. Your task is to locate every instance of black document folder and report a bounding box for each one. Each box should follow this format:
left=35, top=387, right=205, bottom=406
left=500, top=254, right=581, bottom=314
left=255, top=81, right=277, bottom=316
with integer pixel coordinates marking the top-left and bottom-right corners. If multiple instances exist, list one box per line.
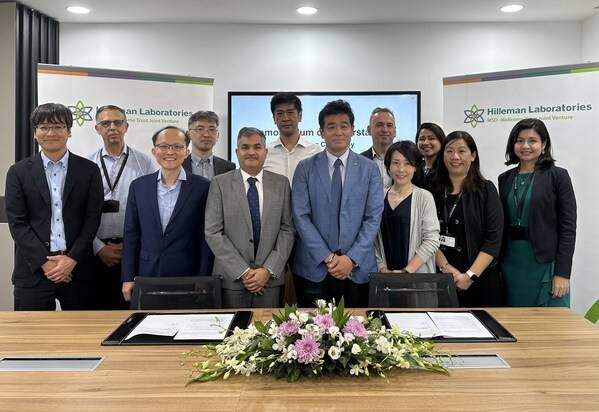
left=101, top=311, right=253, bottom=346
left=367, top=309, right=516, bottom=343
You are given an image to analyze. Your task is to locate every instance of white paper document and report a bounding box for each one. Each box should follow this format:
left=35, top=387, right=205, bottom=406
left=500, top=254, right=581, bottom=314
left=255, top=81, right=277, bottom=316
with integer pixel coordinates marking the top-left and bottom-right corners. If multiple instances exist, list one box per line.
left=125, top=314, right=235, bottom=341
left=385, top=312, right=494, bottom=339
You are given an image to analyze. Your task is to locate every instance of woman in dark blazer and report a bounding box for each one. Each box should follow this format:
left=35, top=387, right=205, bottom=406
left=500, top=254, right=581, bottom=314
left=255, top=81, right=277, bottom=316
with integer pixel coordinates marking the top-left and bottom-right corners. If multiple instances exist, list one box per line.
left=432, top=131, right=504, bottom=307
left=499, top=118, right=576, bottom=307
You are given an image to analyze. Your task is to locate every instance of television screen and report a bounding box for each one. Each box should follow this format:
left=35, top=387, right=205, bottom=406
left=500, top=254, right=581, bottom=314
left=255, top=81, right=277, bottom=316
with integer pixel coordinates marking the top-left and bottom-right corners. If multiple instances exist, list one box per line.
left=227, top=91, right=421, bottom=165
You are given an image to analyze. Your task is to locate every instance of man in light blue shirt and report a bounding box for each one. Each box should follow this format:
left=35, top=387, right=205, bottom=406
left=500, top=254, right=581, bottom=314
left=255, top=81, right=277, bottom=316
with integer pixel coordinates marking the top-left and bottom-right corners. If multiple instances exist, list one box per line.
left=88, top=105, right=155, bottom=309
left=6, top=103, right=103, bottom=310
left=121, top=126, right=213, bottom=302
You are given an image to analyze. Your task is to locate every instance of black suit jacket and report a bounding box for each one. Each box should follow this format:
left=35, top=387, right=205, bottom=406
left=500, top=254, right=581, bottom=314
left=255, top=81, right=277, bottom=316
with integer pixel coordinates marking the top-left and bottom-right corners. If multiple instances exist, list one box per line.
left=360, top=147, right=374, bottom=160
left=182, top=155, right=235, bottom=177
left=498, top=165, right=576, bottom=277
left=5, top=152, right=104, bottom=287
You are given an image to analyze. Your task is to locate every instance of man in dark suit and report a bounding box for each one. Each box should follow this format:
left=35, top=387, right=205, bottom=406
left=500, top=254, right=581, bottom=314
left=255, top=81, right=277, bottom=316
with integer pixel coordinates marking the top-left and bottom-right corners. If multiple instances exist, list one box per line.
left=359, top=107, right=396, bottom=189
left=121, top=126, right=213, bottom=302
left=292, top=100, right=384, bottom=308
left=5, top=103, right=104, bottom=310
left=183, top=110, right=235, bottom=179
left=205, top=127, right=295, bottom=308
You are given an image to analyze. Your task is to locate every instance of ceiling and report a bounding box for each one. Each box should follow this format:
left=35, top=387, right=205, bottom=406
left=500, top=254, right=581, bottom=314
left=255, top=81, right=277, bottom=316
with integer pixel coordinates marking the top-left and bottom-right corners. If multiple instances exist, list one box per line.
left=10, top=0, right=599, bottom=24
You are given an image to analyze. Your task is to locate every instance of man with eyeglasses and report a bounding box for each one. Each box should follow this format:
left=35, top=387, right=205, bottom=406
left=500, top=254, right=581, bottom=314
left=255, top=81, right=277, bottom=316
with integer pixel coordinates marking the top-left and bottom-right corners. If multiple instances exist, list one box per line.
left=121, top=126, right=213, bottom=302
left=87, top=105, right=155, bottom=309
left=184, top=110, right=235, bottom=180
left=5, top=103, right=104, bottom=310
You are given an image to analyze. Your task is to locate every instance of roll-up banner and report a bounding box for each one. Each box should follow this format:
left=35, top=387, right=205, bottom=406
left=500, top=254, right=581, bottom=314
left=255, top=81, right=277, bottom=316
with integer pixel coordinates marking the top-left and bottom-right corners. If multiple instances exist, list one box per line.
left=443, top=62, right=599, bottom=314
left=37, top=64, right=214, bottom=159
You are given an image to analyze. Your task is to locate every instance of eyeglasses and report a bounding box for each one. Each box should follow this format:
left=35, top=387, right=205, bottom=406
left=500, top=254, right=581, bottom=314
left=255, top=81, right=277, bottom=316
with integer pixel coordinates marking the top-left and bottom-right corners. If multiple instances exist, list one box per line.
left=154, top=143, right=187, bottom=152
left=36, top=124, right=67, bottom=133
left=189, top=127, right=218, bottom=134
left=97, top=120, right=127, bottom=128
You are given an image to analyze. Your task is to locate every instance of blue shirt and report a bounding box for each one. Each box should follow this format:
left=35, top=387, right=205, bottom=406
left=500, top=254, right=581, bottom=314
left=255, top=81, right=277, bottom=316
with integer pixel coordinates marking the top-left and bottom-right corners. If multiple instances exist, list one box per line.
left=156, top=168, right=187, bottom=232
left=191, top=154, right=214, bottom=180
left=41, top=151, right=69, bottom=252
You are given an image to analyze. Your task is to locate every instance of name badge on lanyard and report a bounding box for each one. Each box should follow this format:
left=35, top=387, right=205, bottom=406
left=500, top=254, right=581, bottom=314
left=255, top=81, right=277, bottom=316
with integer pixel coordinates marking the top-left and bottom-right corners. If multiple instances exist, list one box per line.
left=439, top=234, right=456, bottom=248
left=440, top=188, right=462, bottom=249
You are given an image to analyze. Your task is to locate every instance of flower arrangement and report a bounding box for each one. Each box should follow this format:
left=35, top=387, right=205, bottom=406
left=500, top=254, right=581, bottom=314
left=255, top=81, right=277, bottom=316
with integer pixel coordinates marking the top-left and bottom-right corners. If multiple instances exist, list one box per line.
left=184, top=299, right=448, bottom=383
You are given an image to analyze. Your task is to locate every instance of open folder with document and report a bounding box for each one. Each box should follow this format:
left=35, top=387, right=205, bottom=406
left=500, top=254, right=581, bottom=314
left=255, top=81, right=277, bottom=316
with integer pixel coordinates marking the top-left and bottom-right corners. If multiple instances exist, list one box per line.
left=368, top=310, right=517, bottom=342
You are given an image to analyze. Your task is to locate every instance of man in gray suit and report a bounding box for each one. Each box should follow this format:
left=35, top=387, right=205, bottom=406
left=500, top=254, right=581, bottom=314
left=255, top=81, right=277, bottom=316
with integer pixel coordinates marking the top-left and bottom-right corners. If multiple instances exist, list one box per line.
left=205, top=127, right=295, bottom=308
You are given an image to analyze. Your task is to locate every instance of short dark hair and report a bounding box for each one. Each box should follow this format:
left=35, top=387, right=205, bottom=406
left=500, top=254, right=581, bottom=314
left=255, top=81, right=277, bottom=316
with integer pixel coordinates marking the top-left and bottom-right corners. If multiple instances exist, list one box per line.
left=384, top=141, right=424, bottom=185
left=270, top=93, right=302, bottom=114
left=505, top=118, right=555, bottom=168
left=318, top=99, right=355, bottom=129
left=30, top=103, right=73, bottom=130
left=188, top=110, right=219, bottom=128
left=237, top=127, right=266, bottom=146
left=415, top=122, right=446, bottom=145
left=433, top=130, right=485, bottom=193
left=151, top=125, right=190, bottom=146
left=96, top=105, right=127, bottom=122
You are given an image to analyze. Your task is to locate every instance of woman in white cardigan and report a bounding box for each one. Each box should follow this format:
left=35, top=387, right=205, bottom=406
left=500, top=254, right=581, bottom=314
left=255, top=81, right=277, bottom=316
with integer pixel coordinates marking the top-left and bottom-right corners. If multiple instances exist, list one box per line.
left=375, top=141, right=440, bottom=273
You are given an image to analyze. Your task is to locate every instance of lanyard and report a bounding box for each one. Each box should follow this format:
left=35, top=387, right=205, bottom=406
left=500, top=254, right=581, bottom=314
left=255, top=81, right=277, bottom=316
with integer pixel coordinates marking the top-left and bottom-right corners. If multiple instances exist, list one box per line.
left=100, top=147, right=129, bottom=193
left=443, top=187, right=462, bottom=235
left=513, top=171, right=534, bottom=226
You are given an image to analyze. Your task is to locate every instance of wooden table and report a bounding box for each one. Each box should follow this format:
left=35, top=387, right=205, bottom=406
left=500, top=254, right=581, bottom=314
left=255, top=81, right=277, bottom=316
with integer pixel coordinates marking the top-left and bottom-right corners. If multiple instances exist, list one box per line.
left=0, top=308, right=598, bottom=411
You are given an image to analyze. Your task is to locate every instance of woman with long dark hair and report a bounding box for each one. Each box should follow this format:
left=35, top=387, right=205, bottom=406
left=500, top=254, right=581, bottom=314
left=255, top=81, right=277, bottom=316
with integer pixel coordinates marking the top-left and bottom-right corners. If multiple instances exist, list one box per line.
left=499, top=118, right=576, bottom=307
left=375, top=141, right=439, bottom=274
left=432, top=131, right=504, bottom=307
left=415, top=123, right=446, bottom=176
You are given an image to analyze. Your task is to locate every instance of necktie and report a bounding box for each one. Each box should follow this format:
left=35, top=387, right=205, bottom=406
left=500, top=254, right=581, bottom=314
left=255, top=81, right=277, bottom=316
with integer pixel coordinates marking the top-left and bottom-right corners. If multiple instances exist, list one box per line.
left=247, top=177, right=261, bottom=256
left=330, top=159, right=342, bottom=251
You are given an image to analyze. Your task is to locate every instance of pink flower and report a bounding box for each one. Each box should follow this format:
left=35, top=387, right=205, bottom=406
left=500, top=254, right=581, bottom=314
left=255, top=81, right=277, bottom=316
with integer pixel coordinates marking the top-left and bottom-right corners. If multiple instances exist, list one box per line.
left=314, top=314, right=335, bottom=330
left=279, top=320, right=300, bottom=337
left=295, top=335, right=321, bottom=364
left=343, top=319, right=368, bottom=339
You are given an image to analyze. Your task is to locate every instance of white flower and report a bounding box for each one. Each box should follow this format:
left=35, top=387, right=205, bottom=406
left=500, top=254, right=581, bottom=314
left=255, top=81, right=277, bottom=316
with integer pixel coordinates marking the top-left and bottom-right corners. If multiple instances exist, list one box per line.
left=349, top=364, right=362, bottom=376
left=343, top=332, right=355, bottom=343
left=355, top=316, right=365, bottom=323
left=351, top=343, right=362, bottom=355
left=328, top=326, right=340, bottom=337
left=375, top=336, right=391, bottom=354
left=289, top=312, right=298, bottom=320
left=328, top=346, right=341, bottom=360
left=316, top=299, right=327, bottom=309
left=298, top=312, right=309, bottom=323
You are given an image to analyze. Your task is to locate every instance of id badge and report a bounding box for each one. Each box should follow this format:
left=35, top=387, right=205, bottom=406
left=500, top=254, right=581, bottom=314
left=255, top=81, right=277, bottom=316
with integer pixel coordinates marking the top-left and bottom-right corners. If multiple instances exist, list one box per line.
left=439, top=235, right=456, bottom=248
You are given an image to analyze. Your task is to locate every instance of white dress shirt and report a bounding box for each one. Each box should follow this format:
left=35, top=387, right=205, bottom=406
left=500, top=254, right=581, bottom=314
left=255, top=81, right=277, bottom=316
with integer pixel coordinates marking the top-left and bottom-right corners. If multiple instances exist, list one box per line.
left=263, top=136, right=321, bottom=185
left=41, top=151, right=68, bottom=252
left=240, top=168, right=264, bottom=218
left=325, top=149, right=350, bottom=186
left=370, top=148, right=392, bottom=189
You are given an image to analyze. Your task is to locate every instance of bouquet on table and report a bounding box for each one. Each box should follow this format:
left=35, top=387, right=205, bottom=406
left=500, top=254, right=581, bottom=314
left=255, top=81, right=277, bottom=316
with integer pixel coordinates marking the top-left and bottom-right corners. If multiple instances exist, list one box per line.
left=184, top=299, right=448, bottom=383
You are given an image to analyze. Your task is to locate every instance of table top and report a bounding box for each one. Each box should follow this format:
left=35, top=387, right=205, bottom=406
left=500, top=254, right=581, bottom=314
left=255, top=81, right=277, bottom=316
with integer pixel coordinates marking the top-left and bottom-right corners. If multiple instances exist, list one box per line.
left=1, top=307, right=599, bottom=411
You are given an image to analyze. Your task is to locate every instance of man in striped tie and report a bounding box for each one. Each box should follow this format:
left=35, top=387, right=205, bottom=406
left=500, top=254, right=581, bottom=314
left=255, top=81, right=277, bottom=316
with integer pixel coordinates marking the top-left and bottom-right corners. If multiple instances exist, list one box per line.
left=205, top=127, right=295, bottom=308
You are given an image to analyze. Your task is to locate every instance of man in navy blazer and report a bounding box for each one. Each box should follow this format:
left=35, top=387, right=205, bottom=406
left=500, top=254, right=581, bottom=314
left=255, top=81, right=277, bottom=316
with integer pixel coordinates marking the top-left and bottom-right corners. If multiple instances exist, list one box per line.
left=292, top=100, right=384, bottom=307
left=121, top=126, right=213, bottom=302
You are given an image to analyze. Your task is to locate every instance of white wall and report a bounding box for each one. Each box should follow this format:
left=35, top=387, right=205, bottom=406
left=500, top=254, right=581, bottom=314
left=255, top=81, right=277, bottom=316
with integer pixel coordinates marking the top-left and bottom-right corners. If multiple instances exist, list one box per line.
left=59, top=21, right=595, bottom=313
left=582, top=12, right=599, bottom=61
left=61, top=22, right=581, bottom=157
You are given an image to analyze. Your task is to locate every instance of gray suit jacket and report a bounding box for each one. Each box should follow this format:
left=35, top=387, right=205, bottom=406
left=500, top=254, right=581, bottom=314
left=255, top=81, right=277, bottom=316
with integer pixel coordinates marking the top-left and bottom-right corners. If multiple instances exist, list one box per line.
left=205, top=169, right=295, bottom=290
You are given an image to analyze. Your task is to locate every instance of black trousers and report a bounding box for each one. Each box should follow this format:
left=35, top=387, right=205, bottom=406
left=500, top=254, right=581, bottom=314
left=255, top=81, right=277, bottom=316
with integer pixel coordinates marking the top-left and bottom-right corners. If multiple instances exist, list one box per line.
left=92, top=257, right=129, bottom=310
left=457, top=264, right=504, bottom=307
left=294, top=274, right=369, bottom=308
left=14, top=273, right=94, bottom=311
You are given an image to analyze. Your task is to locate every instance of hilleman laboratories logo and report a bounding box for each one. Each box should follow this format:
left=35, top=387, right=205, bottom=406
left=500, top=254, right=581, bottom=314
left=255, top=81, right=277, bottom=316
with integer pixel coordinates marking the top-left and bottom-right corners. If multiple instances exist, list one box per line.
left=463, top=104, right=485, bottom=128
left=68, top=100, right=93, bottom=127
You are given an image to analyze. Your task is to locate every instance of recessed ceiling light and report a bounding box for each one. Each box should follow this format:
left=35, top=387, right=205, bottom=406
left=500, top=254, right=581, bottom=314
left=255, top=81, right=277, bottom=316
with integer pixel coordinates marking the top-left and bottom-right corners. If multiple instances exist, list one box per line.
left=500, top=4, right=524, bottom=13
left=296, top=6, right=318, bottom=15
left=66, top=6, right=91, bottom=14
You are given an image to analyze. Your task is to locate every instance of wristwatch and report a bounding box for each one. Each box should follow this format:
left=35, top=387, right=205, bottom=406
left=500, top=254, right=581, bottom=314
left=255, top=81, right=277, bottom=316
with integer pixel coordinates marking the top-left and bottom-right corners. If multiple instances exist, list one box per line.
left=466, top=270, right=479, bottom=282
